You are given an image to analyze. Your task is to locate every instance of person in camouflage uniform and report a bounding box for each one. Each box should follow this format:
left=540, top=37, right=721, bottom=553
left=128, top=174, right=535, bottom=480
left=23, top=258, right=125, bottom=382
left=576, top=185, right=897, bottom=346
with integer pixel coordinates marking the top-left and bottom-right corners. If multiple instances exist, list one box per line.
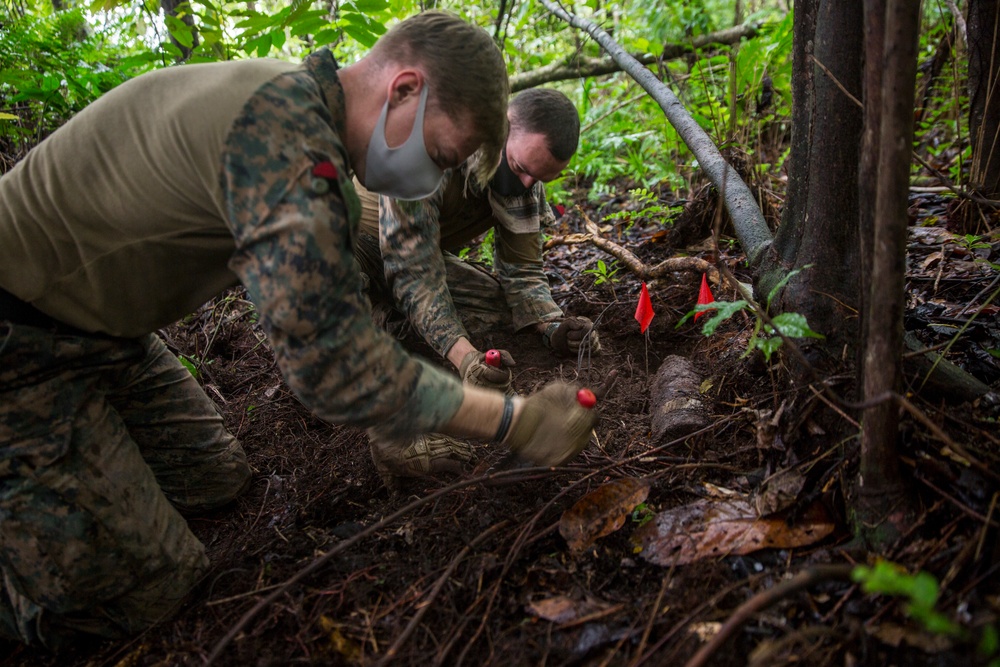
left=0, top=12, right=597, bottom=649
left=353, top=89, right=601, bottom=482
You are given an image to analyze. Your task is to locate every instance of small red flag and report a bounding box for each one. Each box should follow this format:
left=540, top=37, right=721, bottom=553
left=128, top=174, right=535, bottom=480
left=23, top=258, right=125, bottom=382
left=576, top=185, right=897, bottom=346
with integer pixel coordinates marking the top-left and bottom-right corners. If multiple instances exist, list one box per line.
left=635, top=282, right=654, bottom=333
left=694, top=274, right=715, bottom=321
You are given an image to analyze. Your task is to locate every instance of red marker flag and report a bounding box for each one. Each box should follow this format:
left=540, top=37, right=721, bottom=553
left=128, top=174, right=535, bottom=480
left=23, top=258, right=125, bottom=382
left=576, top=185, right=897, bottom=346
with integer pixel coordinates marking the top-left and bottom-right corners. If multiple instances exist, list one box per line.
left=635, top=282, right=654, bottom=333
left=694, top=273, right=715, bottom=321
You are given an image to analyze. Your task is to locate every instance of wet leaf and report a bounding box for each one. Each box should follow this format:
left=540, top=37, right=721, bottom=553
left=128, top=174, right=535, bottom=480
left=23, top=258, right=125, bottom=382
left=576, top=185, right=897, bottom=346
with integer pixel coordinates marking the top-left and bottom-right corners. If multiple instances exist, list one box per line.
left=633, top=497, right=835, bottom=566
left=755, top=467, right=806, bottom=515
left=559, top=478, right=650, bottom=553
left=317, top=616, right=362, bottom=662
left=526, top=595, right=610, bottom=623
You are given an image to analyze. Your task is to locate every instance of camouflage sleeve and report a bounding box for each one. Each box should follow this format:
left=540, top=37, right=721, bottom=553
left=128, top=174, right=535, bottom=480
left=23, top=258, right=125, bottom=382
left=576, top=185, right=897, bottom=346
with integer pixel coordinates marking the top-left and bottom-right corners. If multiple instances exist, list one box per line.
left=494, top=184, right=563, bottom=331
left=220, top=70, right=463, bottom=435
left=380, top=175, right=470, bottom=359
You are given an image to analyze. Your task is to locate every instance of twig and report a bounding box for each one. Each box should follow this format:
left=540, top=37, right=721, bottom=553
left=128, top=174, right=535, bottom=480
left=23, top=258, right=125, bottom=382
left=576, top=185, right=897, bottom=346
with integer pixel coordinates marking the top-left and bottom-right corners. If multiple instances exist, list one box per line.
left=896, top=393, right=1000, bottom=484
left=683, top=564, right=854, bottom=667
left=374, top=521, right=509, bottom=666
left=205, top=467, right=579, bottom=664
left=546, top=207, right=722, bottom=284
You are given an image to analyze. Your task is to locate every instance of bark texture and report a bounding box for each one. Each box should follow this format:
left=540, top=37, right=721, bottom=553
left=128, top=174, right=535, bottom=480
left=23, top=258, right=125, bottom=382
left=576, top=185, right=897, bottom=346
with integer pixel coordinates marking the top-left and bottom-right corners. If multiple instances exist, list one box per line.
left=968, top=0, right=1000, bottom=198
left=857, top=0, right=921, bottom=548
left=761, top=0, right=864, bottom=362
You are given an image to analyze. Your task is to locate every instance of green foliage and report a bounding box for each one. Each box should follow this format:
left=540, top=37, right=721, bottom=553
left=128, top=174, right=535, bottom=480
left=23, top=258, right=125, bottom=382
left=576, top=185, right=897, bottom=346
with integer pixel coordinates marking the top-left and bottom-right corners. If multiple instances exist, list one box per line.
left=852, top=561, right=963, bottom=638
left=583, top=258, right=620, bottom=286
left=178, top=354, right=200, bottom=379
left=630, top=502, right=654, bottom=527
left=676, top=265, right=824, bottom=362
left=474, top=227, right=495, bottom=268
left=605, top=187, right=681, bottom=230
left=0, top=7, right=155, bottom=149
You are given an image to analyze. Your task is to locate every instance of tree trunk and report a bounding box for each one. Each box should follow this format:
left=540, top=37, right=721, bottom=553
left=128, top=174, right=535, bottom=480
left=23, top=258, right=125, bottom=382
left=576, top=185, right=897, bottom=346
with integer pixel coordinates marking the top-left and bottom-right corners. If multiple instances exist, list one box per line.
left=760, top=0, right=864, bottom=363
left=856, top=0, right=921, bottom=550
left=968, top=0, right=1000, bottom=199
left=858, top=0, right=885, bottom=397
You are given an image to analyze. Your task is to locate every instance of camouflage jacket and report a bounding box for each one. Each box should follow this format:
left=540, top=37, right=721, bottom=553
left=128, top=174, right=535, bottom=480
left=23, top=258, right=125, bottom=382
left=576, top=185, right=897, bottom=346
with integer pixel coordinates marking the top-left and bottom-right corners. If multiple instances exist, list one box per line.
left=374, top=167, right=564, bottom=359
left=0, top=50, right=463, bottom=435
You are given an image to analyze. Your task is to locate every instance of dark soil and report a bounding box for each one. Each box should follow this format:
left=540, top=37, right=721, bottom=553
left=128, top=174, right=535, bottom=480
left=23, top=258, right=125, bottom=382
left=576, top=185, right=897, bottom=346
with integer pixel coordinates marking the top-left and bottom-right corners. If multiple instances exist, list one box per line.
left=4, top=189, right=1000, bottom=667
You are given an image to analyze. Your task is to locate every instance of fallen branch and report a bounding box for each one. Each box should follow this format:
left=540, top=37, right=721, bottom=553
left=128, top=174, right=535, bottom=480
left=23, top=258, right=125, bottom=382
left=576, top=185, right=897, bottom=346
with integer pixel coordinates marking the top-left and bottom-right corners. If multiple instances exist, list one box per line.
left=510, top=23, right=760, bottom=92
left=545, top=208, right=721, bottom=284
left=684, top=564, right=855, bottom=667
left=538, top=0, right=773, bottom=268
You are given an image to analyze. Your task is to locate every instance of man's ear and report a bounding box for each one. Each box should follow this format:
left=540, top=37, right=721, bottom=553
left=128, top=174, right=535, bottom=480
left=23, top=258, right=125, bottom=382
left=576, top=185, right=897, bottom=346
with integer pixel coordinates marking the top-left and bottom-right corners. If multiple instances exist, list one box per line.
left=386, top=69, right=423, bottom=108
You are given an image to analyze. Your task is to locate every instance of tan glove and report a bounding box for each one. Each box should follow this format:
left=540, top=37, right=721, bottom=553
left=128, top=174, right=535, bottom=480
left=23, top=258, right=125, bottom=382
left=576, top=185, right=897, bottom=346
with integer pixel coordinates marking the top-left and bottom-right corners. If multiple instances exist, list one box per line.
left=460, top=349, right=515, bottom=393
left=370, top=432, right=474, bottom=487
left=543, top=317, right=601, bottom=356
left=503, top=382, right=598, bottom=466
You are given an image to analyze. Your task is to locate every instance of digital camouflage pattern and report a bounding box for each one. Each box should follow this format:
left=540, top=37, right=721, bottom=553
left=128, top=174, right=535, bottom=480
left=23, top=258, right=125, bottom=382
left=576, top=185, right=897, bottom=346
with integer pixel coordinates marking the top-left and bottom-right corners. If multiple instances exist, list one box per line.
left=0, top=326, right=247, bottom=647
left=221, top=52, right=464, bottom=435
left=1, top=49, right=465, bottom=647
left=353, top=165, right=563, bottom=360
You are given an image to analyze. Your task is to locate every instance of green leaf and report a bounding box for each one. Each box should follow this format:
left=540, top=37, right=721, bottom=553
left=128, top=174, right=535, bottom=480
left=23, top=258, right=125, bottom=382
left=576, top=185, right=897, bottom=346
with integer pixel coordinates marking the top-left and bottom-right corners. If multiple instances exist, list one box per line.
left=766, top=263, right=813, bottom=309
left=978, top=624, right=998, bottom=657
left=342, top=22, right=378, bottom=48
left=770, top=312, right=825, bottom=340
left=0, top=112, right=19, bottom=121
left=349, top=0, right=390, bottom=12
left=675, top=299, right=747, bottom=332
left=165, top=16, right=195, bottom=49
left=310, top=28, right=341, bottom=47
left=755, top=335, right=783, bottom=361
left=178, top=355, right=199, bottom=379
left=271, top=28, right=287, bottom=52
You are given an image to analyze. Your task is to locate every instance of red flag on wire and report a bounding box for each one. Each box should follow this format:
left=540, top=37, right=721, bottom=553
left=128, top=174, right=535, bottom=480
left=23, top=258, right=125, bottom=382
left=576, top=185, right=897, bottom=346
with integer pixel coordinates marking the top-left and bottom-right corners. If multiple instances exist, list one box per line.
left=694, top=274, right=715, bottom=321
left=635, top=282, right=654, bottom=333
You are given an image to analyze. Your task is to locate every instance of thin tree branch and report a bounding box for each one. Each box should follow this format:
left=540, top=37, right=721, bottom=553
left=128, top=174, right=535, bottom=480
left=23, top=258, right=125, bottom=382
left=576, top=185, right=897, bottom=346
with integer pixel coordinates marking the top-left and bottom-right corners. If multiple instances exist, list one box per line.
left=510, top=23, right=760, bottom=91
left=683, top=564, right=855, bottom=667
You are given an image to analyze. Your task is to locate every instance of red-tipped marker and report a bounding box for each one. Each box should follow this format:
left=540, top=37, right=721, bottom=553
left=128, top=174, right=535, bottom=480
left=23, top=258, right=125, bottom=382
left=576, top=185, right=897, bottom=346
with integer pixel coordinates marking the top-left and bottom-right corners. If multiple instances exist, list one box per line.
left=576, top=388, right=597, bottom=409
left=485, top=349, right=501, bottom=367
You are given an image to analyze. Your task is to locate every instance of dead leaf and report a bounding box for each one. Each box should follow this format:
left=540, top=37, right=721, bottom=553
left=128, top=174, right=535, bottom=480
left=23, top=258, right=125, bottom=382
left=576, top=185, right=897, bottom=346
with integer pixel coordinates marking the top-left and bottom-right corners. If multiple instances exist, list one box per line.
left=317, top=615, right=363, bottom=662
left=921, top=251, right=944, bottom=270
left=633, top=497, right=835, bottom=566
left=755, top=467, right=807, bottom=516
left=866, top=622, right=953, bottom=653
left=559, top=478, right=650, bottom=553
left=526, top=595, right=610, bottom=624
left=688, top=621, right=722, bottom=642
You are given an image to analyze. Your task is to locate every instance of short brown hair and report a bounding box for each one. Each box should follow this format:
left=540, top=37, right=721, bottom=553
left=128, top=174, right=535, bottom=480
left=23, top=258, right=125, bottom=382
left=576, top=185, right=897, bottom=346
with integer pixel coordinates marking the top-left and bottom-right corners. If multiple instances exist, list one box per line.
left=370, top=11, right=509, bottom=187
left=509, top=88, right=580, bottom=162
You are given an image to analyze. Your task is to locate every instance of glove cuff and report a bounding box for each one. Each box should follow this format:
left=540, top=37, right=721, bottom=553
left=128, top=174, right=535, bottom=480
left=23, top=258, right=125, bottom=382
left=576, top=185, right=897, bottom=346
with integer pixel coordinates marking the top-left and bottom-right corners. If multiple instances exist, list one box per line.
left=541, top=321, right=560, bottom=349
left=493, top=395, right=515, bottom=443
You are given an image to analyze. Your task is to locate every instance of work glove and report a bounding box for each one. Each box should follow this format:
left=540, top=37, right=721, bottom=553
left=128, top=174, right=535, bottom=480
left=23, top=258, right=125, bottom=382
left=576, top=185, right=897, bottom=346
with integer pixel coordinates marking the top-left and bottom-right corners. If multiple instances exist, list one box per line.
left=370, top=432, right=474, bottom=488
left=543, top=317, right=601, bottom=356
left=503, top=382, right=598, bottom=467
left=460, top=349, right=516, bottom=394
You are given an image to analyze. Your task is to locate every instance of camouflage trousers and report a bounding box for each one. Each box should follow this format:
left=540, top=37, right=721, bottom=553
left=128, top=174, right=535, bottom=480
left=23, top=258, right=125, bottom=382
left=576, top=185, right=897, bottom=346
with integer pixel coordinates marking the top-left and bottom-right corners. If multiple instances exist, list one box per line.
left=0, top=323, right=250, bottom=649
left=353, top=232, right=510, bottom=341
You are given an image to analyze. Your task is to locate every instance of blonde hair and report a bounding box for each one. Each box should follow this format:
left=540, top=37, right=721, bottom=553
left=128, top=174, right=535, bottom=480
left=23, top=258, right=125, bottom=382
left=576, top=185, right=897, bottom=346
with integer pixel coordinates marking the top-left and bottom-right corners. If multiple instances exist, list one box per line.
left=370, top=11, right=509, bottom=187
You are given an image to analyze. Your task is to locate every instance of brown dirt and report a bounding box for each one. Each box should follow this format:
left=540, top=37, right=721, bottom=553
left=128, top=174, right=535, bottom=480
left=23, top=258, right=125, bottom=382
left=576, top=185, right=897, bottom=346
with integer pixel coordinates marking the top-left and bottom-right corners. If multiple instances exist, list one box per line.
left=4, top=193, right=1000, bottom=667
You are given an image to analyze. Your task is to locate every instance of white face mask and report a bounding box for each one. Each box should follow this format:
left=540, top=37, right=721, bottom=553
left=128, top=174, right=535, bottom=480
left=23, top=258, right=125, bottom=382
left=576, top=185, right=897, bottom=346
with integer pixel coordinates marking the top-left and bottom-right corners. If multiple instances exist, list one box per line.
left=363, top=84, right=445, bottom=201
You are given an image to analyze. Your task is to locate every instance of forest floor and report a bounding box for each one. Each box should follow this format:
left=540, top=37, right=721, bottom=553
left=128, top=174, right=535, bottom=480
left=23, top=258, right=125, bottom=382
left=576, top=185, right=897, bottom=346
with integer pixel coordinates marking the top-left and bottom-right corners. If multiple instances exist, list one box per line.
left=4, top=183, right=1000, bottom=667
